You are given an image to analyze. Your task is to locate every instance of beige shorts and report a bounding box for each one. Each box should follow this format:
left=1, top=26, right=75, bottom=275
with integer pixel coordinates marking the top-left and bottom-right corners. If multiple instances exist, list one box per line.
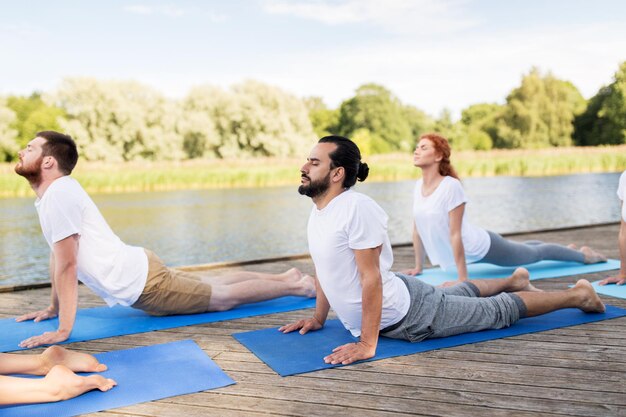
left=131, top=249, right=213, bottom=316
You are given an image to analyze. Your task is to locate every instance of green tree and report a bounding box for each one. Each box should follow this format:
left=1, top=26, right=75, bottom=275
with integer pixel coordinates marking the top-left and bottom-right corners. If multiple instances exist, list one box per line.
left=495, top=68, right=585, bottom=148
left=0, top=98, right=18, bottom=162
left=304, top=97, right=339, bottom=138
left=6, top=93, right=65, bottom=149
left=229, top=80, right=317, bottom=157
left=337, top=83, right=413, bottom=152
left=183, top=81, right=316, bottom=158
left=402, top=104, right=435, bottom=145
left=574, top=61, right=626, bottom=145
left=49, top=78, right=184, bottom=161
left=429, top=109, right=474, bottom=150
left=458, top=103, right=504, bottom=150
left=181, top=85, right=227, bottom=158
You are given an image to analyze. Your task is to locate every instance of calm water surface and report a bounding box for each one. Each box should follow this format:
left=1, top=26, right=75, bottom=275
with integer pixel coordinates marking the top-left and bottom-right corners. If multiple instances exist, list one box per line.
left=0, top=172, right=621, bottom=286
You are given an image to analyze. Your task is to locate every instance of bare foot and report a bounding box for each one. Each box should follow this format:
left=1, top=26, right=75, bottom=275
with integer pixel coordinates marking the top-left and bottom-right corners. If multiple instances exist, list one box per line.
left=508, top=268, right=543, bottom=292
left=295, top=274, right=316, bottom=298
left=567, top=243, right=578, bottom=250
left=282, top=267, right=304, bottom=283
left=508, top=267, right=531, bottom=291
left=41, top=346, right=107, bottom=374
left=44, top=365, right=116, bottom=401
left=580, top=246, right=607, bottom=264
left=573, top=279, right=605, bottom=313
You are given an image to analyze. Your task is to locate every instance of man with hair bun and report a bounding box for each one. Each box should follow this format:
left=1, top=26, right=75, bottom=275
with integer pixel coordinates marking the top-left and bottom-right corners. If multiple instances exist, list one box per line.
left=280, top=136, right=606, bottom=365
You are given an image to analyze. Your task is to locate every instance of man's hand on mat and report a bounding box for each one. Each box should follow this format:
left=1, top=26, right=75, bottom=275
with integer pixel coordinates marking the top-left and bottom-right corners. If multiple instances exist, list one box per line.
left=19, top=329, right=70, bottom=349
left=599, top=274, right=626, bottom=286
left=400, top=267, right=422, bottom=276
left=278, top=317, right=323, bottom=335
left=16, top=306, right=58, bottom=323
left=324, top=341, right=376, bottom=365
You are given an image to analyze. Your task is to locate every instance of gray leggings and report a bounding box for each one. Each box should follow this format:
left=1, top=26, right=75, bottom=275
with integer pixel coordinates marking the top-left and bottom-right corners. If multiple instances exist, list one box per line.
left=381, top=274, right=526, bottom=342
left=480, top=231, right=585, bottom=266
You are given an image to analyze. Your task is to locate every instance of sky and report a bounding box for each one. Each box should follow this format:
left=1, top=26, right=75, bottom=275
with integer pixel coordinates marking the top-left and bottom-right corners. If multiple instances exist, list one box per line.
left=1, top=0, right=625, bottom=119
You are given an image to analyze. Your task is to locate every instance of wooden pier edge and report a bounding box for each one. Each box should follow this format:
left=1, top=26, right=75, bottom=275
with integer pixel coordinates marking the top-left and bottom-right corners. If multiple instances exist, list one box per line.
left=1, top=221, right=620, bottom=293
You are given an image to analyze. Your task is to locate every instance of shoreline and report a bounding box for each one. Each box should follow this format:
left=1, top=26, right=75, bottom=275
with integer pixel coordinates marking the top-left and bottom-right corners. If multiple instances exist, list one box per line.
left=2, top=145, right=626, bottom=198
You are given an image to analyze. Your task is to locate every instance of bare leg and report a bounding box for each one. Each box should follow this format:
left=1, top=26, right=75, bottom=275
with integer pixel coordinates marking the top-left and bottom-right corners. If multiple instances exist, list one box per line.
left=0, top=365, right=116, bottom=405
left=203, top=267, right=306, bottom=285
left=208, top=274, right=316, bottom=311
left=515, top=279, right=605, bottom=317
left=470, top=268, right=541, bottom=297
left=0, top=346, right=106, bottom=375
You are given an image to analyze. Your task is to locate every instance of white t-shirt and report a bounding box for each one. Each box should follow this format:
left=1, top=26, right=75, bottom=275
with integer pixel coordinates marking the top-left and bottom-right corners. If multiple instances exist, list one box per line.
left=413, top=176, right=491, bottom=271
left=307, top=190, right=410, bottom=337
left=618, top=170, right=626, bottom=222
left=35, top=176, right=148, bottom=306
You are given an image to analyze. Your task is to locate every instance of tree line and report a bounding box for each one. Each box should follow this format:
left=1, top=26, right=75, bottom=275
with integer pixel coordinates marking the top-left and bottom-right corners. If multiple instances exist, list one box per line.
left=1, top=61, right=624, bottom=162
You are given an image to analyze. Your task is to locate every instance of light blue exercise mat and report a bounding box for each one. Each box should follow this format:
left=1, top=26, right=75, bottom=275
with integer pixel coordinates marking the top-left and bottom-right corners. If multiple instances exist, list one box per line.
left=0, top=339, right=235, bottom=417
left=0, top=296, right=315, bottom=352
left=234, top=305, right=626, bottom=376
left=416, top=259, right=620, bottom=286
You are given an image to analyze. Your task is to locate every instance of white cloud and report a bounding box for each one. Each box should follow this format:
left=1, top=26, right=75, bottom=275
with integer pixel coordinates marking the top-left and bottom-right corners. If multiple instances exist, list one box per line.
left=123, top=4, right=186, bottom=17
left=123, top=4, right=227, bottom=22
left=262, top=0, right=478, bottom=34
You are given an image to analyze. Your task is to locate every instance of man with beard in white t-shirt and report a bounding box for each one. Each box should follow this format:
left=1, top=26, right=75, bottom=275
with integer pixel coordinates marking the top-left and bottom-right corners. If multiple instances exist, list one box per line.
left=280, top=136, right=605, bottom=365
left=14, top=131, right=315, bottom=349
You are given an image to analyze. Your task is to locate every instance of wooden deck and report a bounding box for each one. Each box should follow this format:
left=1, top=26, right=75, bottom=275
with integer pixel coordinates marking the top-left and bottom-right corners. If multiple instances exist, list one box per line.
left=2, top=224, right=625, bottom=416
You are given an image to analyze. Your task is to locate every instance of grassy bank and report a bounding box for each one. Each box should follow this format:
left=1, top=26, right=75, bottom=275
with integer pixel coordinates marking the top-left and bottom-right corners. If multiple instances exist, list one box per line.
left=2, top=145, right=625, bottom=198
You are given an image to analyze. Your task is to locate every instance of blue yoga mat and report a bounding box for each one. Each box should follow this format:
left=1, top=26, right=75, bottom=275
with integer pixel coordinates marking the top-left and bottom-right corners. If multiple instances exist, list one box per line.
left=234, top=305, right=626, bottom=376
left=1, top=296, right=315, bottom=352
left=416, top=259, right=620, bottom=286
left=0, top=339, right=235, bottom=417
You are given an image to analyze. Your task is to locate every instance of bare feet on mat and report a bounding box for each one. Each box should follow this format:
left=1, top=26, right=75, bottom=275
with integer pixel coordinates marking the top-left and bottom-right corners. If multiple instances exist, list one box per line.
left=295, top=274, right=316, bottom=298
left=44, top=365, right=116, bottom=401
left=580, top=246, right=607, bottom=264
left=41, top=346, right=107, bottom=374
left=573, top=279, right=605, bottom=313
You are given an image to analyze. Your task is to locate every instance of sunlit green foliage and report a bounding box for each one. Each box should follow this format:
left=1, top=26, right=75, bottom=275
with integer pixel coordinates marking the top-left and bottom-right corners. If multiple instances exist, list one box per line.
left=0, top=99, right=18, bottom=162
left=574, top=61, right=626, bottom=146
left=48, top=78, right=185, bottom=162
left=495, top=68, right=585, bottom=148
left=1, top=61, right=624, bottom=162
left=304, top=96, right=340, bottom=138
left=6, top=93, right=66, bottom=153
left=337, top=83, right=414, bottom=153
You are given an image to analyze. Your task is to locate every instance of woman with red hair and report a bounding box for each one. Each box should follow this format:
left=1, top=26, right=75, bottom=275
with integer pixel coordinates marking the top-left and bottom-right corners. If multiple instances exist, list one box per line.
left=403, top=133, right=607, bottom=284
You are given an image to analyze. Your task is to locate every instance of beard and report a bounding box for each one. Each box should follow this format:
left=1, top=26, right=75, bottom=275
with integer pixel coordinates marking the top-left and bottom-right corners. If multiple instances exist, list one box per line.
left=14, top=157, right=43, bottom=184
left=298, top=172, right=331, bottom=198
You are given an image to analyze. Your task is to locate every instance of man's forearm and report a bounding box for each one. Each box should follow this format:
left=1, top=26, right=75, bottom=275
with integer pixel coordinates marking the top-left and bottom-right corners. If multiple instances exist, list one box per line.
left=54, top=266, right=78, bottom=335
left=313, top=280, right=330, bottom=325
left=49, top=254, right=59, bottom=311
left=360, top=274, right=382, bottom=347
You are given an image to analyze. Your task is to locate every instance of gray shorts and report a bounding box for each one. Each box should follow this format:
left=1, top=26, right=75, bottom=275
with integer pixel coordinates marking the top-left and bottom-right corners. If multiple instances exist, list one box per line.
left=381, top=274, right=525, bottom=342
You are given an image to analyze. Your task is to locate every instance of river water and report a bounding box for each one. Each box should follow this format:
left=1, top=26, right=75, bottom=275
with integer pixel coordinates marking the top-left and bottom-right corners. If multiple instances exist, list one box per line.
left=0, top=172, right=622, bottom=286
